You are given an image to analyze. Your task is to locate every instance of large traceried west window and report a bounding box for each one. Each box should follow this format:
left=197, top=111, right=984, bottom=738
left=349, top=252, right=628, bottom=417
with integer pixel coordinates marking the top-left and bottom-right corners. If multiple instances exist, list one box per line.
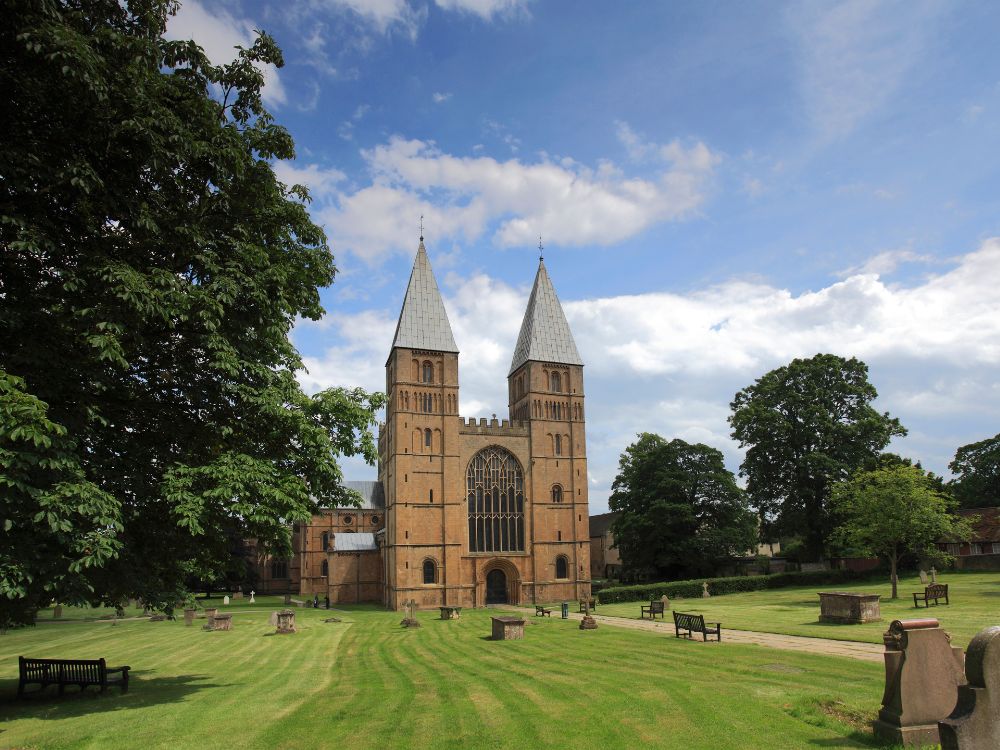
left=467, top=447, right=525, bottom=553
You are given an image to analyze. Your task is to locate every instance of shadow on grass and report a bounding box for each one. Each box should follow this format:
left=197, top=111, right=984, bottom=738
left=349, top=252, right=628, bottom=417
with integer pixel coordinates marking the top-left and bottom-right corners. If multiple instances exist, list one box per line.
left=0, top=672, right=226, bottom=720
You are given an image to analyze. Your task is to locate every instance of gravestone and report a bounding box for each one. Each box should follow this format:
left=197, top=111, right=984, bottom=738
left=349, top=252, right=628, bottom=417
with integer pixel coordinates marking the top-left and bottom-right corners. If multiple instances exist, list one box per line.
left=873, top=618, right=967, bottom=747
left=223, top=595, right=230, bottom=605
left=183, top=608, right=197, bottom=626
left=819, top=592, right=881, bottom=623
left=275, top=610, right=296, bottom=634
left=202, top=607, right=218, bottom=630
left=209, top=613, right=233, bottom=631
left=920, top=570, right=929, bottom=585
left=439, top=606, right=462, bottom=620
left=269, top=611, right=279, bottom=626
left=249, top=590, right=255, bottom=603
left=491, top=616, right=526, bottom=640
left=939, top=625, right=1000, bottom=750
left=283, top=593, right=291, bottom=605
left=930, top=567, right=938, bottom=583
left=233, top=590, right=243, bottom=600
left=702, top=582, right=710, bottom=598
left=400, top=599, right=420, bottom=628
left=579, top=600, right=598, bottom=630
left=661, top=594, right=671, bottom=611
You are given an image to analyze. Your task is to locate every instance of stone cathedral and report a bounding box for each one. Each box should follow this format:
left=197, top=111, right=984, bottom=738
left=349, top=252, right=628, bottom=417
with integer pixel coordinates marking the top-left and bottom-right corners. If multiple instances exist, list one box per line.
left=257, top=239, right=591, bottom=609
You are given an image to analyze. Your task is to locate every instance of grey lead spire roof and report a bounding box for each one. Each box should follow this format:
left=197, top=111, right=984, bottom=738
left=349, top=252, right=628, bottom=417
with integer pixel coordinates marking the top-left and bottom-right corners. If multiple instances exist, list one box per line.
left=509, top=259, right=583, bottom=374
left=391, top=240, right=459, bottom=353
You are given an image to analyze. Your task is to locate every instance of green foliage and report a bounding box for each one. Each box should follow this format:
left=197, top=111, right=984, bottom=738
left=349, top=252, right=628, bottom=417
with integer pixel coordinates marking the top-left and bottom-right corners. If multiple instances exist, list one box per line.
left=729, top=353, right=906, bottom=561
left=609, top=434, right=757, bottom=580
left=596, top=569, right=869, bottom=604
left=830, top=465, right=973, bottom=598
left=948, top=432, right=1000, bottom=509
left=0, top=1, right=384, bottom=625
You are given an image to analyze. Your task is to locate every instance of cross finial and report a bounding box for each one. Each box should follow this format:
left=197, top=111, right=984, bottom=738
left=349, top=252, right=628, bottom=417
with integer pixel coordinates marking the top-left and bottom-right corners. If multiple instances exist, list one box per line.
left=538, top=235, right=544, bottom=262
left=419, top=215, right=424, bottom=242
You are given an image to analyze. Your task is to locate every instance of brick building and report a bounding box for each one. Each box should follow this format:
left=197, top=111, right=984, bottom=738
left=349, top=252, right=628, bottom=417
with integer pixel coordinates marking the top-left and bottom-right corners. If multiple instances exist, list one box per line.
left=259, top=239, right=592, bottom=609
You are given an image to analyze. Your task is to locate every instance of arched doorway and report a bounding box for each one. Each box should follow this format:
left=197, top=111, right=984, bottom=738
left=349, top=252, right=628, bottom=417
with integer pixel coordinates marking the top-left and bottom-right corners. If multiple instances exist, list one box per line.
left=486, top=569, right=507, bottom=604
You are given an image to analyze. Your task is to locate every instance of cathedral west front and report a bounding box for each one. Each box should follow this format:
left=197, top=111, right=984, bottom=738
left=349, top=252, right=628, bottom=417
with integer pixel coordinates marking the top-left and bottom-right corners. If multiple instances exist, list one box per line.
left=257, top=238, right=591, bottom=609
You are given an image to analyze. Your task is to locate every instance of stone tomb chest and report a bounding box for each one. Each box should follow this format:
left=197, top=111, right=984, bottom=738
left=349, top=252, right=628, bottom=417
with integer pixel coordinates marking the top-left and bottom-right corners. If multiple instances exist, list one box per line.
left=491, top=616, right=525, bottom=640
left=818, top=591, right=881, bottom=624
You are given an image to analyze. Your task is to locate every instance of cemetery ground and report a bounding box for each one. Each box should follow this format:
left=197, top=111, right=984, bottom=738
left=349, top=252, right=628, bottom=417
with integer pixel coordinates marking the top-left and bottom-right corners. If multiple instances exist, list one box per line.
left=0, top=598, right=898, bottom=750
left=595, top=570, right=1000, bottom=649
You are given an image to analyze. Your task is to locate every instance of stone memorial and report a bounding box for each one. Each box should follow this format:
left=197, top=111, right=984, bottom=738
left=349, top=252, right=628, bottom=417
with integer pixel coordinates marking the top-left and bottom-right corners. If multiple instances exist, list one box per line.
left=183, top=608, right=197, bottom=626
left=249, top=590, right=255, bottom=603
left=930, top=567, right=938, bottom=583
left=233, top=590, right=243, bottom=600
left=202, top=607, right=218, bottom=630
left=439, top=606, right=462, bottom=620
left=920, top=570, right=929, bottom=585
left=275, top=610, right=296, bottom=635
left=579, top=600, right=598, bottom=630
left=223, top=595, right=230, bottom=605
left=269, top=611, right=279, bottom=626
left=400, top=599, right=420, bottom=628
left=661, top=594, right=671, bottom=611
left=702, top=582, right=710, bottom=598
left=873, top=618, right=966, bottom=747
left=818, top=591, right=881, bottom=624
left=209, top=613, right=232, bottom=631
left=939, top=625, right=1000, bottom=750
left=491, top=616, right=526, bottom=640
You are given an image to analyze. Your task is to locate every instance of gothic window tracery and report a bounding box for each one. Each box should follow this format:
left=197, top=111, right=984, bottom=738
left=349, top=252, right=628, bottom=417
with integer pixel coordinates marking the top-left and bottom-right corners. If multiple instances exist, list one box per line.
left=467, top=447, right=525, bottom=553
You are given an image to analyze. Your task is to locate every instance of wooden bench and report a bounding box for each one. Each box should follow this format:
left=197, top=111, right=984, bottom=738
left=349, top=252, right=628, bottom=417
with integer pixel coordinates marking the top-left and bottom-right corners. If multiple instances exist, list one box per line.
left=913, top=583, right=949, bottom=608
left=578, top=598, right=597, bottom=613
left=18, top=656, right=130, bottom=697
left=535, top=605, right=552, bottom=617
left=641, top=601, right=665, bottom=620
left=673, top=611, right=721, bottom=642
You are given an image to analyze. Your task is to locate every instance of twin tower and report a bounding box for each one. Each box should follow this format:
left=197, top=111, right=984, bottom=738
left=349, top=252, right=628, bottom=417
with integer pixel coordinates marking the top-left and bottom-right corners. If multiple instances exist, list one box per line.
left=378, top=239, right=591, bottom=609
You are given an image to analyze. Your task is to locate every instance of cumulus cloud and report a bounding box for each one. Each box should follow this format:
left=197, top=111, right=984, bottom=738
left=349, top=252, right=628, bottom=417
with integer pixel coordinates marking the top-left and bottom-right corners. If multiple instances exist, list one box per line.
left=432, top=92, right=453, bottom=104
left=298, top=133, right=719, bottom=261
left=434, top=0, right=532, bottom=20
left=165, top=0, right=286, bottom=108
left=296, top=239, right=1000, bottom=510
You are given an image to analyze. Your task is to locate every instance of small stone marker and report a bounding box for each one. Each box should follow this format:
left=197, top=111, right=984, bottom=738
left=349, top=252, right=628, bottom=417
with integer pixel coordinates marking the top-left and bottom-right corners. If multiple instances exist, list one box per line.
left=223, top=595, right=230, bottom=605
left=209, top=613, right=232, bottom=631
left=269, top=611, right=279, bottom=626
left=400, top=599, right=420, bottom=628
left=920, top=570, right=929, bottom=585
left=275, top=609, right=296, bottom=634
left=233, top=590, right=243, bottom=600
left=249, top=590, right=255, bottom=603
left=184, top=608, right=197, bottom=626
left=873, top=618, right=966, bottom=747
left=930, top=567, right=938, bottom=583
left=939, top=625, right=1000, bottom=749
left=202, top=607, right=218, bottom=630
left=702, top=582, right=710, bottom=598
left=661, top=594, right=671, bottom=611
left=579, top=600, right=598, bottom=630
left=439, top=606, right=462, bottom=620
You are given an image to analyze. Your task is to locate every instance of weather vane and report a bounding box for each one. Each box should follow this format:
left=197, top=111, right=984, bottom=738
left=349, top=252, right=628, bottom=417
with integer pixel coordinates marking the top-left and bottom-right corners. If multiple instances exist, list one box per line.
left=420, top=215, right=424, bottom=242
left=538, top=235, right=544, bottom=261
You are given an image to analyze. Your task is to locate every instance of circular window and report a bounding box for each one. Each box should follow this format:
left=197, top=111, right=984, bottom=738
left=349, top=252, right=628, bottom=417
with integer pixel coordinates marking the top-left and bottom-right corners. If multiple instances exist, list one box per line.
left=343, top=514, right=354, bottom=525
left=371, top=515, right=380, bottom=525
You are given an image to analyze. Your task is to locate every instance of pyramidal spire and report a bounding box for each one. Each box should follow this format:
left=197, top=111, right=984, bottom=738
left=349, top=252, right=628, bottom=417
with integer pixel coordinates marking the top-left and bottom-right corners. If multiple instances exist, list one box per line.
left=391, top=238, right=458, bottom=353
left=509, top=258, right=583, bottom=374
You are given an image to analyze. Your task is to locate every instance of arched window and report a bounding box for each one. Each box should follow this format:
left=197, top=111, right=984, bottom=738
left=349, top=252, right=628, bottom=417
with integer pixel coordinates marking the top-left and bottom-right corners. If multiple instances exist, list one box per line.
left=321, top=531, right=330, bottom=551
left=424, top=428, right=432, bottom=448
left=422, top=361, right=434, bottom=383
left=321, top=559, right=329, bottom=577
left=551, top=372, right=562, bottom=392
left=422, top=559, right=436, bottom=584
left=270, top=560, right=288, bottom=579
left=555, top=434, right=562, bottom=455
left=555, top=555, right=568, bottom=579
left=551, top=485, right=563, bottom=503
left=467, top=446, right=525, bottom=553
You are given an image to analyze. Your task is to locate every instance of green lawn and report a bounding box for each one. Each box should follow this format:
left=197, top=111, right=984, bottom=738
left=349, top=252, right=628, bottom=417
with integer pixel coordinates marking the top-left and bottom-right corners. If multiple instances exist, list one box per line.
left=594, top=571, right=1000, bottom=648
left=0, top=602, right=893, bottom=749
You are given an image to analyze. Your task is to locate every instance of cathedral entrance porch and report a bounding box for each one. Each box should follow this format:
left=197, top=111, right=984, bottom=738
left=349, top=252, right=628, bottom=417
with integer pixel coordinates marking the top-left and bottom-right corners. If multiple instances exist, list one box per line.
left=486, top=570, right=507, bottom=604
left=479, top=559, right=521, bottom=606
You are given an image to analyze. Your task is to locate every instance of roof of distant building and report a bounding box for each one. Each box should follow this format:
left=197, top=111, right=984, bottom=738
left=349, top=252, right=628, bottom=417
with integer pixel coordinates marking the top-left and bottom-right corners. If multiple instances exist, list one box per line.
left=333, top=532, right=378, bottom=552
left=391, top=240, right=458, bottom=353
left=589, top=511, right=618, bottom=538
left=957, top=506, right=1000, bottom=542
left=509, top=259, right=582, bottom=374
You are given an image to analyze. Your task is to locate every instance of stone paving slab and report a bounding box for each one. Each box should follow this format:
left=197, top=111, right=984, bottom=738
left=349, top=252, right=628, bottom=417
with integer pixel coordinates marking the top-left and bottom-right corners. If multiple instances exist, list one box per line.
left=510, top=606, right=884, bottom=662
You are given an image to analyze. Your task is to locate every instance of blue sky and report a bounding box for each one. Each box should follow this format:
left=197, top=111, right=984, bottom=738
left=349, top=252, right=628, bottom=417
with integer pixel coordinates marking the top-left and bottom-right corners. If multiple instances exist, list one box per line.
left=168, top=0, right=1000, bottom=512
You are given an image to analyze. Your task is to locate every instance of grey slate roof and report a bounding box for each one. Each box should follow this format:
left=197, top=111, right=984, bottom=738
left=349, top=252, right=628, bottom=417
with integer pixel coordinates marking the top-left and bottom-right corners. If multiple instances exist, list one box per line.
left=333, top=532, right=378, bottom=552
left=391, top=241, right=459, bottom=353
left=509, top=260, right=583, bottom=374
left=342, top=481, right=385, bottom=510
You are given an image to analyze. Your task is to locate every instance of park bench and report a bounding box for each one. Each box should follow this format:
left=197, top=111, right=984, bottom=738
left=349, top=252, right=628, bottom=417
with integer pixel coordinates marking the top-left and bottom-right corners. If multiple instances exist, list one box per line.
left=672, top=611, right=721, bottom=642
left=641, top=600, right=665, bottom=620
left=18, top=656, right=130, bottom=697
left=913, top=583, right=949, bottom=608
left=578, top=598, right=597, bottom=613
left=535, top=605, right=552, bottom=617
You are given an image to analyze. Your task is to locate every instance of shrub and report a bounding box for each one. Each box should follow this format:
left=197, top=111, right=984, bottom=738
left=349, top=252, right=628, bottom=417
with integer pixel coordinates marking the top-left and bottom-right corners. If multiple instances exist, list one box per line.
left=596, top=569, right=869, bottom=604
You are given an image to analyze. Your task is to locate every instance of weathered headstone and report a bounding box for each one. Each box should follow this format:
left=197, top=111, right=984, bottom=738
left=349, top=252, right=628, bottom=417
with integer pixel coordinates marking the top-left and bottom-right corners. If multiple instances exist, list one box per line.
left=400, top=599, right=420, bottom=628
left=939, top=625, right=1000, bottom=750
left=873, top=618, right=967, bottom=747
left=269, top=611, right=279, bottom=627
left=930, top=567, right=938, bottom=583
left=920, top=570, right=929, bottom=585
left=223, top=595, right=230, bottom=605
left=661, top=594, right=671, bottom=611
left=702, top=582, right=710, bottom=598
left=275, top=610, right=296, bottom=634
left=202, top=607, right=218, bottom=630
left=233, top=590, right=243, bottom=600
left=249, top=590, right=255, bottom=603
left=209, top=613, right=232, bottom=631
left=184, top=608, right=197, bottom=626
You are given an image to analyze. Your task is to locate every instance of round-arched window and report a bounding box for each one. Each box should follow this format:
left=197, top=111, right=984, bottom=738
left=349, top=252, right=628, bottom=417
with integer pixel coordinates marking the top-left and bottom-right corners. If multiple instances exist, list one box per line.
left=555, top=555, right=568, bottom=580
left=422, top=559, right=436, bottom=584
left=551, top=485, right=563, bottom=503
left=551, top=372, right=562, bottom=392
left=467, top=447, right=525, bottom=553
left=422, top=361, right=434, bottom=383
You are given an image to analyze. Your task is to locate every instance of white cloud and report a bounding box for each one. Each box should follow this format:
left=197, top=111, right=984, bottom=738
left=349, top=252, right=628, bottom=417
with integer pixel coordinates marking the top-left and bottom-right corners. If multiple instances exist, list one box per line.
left=836, top=248, right=934, bottom=278
left=272, top=162, right=347, bottom=196
left=297, top=238, right=1000, bottom=510
left=317, top=0, right=428, bottom=39
left=165, top=0, right=286, bottom=108
left=434, top=0, right=532, bottom=20
left=432, top=92, right=453, bottom=104
left=302, top=133, right=719, bottom=261
left=787, top=0, right=944, bottom=140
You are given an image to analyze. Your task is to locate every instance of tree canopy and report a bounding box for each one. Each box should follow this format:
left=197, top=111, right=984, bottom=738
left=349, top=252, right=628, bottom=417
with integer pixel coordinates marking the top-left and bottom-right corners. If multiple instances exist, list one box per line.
left=1, top=0, right=384, bottom=627
left=948, top=433, right=1000, bottom=509
left=609, top=433, right=757, bottom=580
left=830, top=465, right=972, bottom=598
left=728, top=353, right=905, bottom=561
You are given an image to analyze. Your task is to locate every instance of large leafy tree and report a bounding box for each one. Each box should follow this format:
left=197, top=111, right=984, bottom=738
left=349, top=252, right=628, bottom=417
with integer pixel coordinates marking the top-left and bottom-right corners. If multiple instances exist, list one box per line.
left=948, top=433, right=1000, bottom=509
left=729, top=354, right=905, bottom=561
left=830, top=465, right=973, bottom=598
left=609, top=434, right=757, bottom=580
left=1, top=1, right=384, bottom=626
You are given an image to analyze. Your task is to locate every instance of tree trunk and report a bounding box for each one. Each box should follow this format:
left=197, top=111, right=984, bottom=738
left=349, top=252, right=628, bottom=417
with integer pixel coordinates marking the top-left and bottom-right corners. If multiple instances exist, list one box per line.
left=890, top=548, right=898, bottom=600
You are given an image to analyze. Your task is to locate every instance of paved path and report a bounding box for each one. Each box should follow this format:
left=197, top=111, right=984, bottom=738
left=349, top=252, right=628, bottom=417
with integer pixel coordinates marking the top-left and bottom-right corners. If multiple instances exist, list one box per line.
left=508, top=606, right=884, bottom=662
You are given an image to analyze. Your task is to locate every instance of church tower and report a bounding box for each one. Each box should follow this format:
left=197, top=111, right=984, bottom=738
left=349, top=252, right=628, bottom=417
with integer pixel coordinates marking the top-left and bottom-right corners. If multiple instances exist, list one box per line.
left=380, top=238, right=463, bottom=610
left=508, top=259, right=590, bottom=597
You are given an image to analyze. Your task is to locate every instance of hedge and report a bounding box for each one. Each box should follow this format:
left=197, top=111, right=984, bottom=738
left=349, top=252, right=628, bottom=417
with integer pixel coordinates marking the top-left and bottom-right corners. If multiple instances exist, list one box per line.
left=596, top=569, right=871, bottom=604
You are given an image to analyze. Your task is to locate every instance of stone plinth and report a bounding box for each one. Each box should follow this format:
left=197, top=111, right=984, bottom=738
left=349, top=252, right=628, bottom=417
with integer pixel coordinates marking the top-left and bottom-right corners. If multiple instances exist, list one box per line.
left=439, top=606, right=462, bottom=620
left=819, top=592, right=881, bottom=624
left=202, top=607, right=219, bottom=630
left=873, top=619, right=966, bottom=747
left=491, top=616, right=525, bottom=640
left=183, top=608, right=196, bottom=626
left=939, top=625, right=1000, bottom=750
left=579, top=615, right=598, bottom=630
left=208, top=613, right=232, bottom=631
left=275, top=609, right=296, bottom=634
